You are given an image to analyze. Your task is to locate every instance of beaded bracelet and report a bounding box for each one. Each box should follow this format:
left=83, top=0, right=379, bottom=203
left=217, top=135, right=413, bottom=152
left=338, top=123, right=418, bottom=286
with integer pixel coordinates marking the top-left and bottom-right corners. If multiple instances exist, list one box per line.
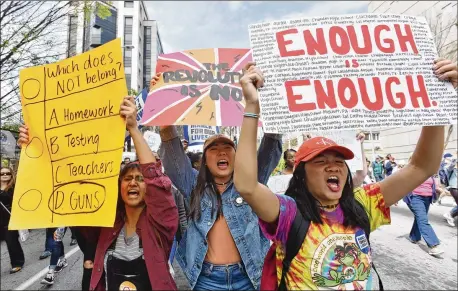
left=243, top=112, right=260, bottom=119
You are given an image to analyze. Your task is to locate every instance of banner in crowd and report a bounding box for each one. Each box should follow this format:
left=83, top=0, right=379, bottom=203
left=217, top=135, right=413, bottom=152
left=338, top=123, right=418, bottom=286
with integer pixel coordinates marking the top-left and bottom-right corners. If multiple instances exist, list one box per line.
left=10, top=39, right=127, bottom=229
left=1, top=130, right=17, bottom=158
left=248, top=14, right=457, bottom=133
left=183, top=125, right=220, bottom=147
left=135, top=88, right=148, bottom=123
left=140, top=48, right=260, bottom=127
left=143, top=131, right=161, bottom=152
left=267, top=174, right=292, bottom=195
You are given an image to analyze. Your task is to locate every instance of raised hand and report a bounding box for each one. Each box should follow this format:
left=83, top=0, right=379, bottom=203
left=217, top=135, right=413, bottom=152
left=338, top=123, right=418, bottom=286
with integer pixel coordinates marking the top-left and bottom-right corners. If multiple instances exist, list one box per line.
left=434, top=58, right=457, bottom=88
left=240, top=62, right=264, bottom=105
left=149, top=72, right=162, bottom=90
left=17, top=125, right=29, bottom=148
left=120, top=96, right=138, bottom=131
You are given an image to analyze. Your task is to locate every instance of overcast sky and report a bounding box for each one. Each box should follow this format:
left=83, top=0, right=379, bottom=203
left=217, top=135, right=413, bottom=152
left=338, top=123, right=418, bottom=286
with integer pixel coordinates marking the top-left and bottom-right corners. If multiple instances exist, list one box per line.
left=146, top=1, right=368, bottom=53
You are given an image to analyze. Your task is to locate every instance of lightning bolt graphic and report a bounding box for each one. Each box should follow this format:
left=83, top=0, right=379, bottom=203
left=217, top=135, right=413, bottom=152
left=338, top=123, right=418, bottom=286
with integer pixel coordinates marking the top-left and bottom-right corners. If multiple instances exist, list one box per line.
left=196, top=102, right=203, bottom=115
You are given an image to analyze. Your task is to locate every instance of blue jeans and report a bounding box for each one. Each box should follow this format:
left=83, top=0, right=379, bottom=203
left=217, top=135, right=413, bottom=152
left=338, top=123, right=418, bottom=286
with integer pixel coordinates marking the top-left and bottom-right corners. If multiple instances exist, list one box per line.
left=45, top=228, right=53, bottom=252
left=47, top=228, right=66, bottom=269
left=407, top=195, right=440, bottom=248
left=194, top=261, right=254, bottom=291
left=169, top=236, right=177, bottom=264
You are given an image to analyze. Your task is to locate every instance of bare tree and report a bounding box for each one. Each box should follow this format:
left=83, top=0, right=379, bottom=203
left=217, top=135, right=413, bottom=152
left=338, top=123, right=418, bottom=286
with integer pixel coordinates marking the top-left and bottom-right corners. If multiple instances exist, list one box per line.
left=424, top=9, right=457, bottom=61
left=0, top=1, right=112, bottom=125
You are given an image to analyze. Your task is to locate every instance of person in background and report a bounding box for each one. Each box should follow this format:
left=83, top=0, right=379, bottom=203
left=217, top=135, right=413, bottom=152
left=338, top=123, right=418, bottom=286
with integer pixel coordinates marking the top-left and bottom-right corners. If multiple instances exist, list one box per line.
left=233, top=58, right=452, bottom=289
left=372, top=156, right=384, bottom=182
left=71, top=227, right=100, bottom=291
left=39, top=229, right=53, bottom=260
left=41, top=227, right=68, bottom=284
left=276, top=149, right=296, bottom=175
left=187, top=151, right=203, bottom=171
left=0, top=166, right=25, bottom=274
left=18, top=97, right=179, bottom=290
left=403, top=154, right=444, bottom=256
left=443, top=153, right=457, bottom=227
left=182, top=139, right=189, bottom=152
left=384, top=154, right=396, bottom=177
left=363, top=158, right=375, bottom=185
left=350, top=132, right=368, bottom=187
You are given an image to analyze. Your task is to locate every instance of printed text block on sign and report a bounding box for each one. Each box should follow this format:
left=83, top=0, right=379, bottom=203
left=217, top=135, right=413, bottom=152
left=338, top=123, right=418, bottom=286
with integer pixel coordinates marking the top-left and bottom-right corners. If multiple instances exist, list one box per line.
left=10, top=38, right=127, bottom=230
left=248, top=14, right=457, bottom=134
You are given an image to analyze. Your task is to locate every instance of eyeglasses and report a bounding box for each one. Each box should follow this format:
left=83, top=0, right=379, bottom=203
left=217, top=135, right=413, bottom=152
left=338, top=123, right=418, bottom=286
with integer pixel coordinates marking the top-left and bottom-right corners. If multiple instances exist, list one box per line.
left=0, top=173, right=12, bottom=176
left=122, top=175, right=145, bottom=183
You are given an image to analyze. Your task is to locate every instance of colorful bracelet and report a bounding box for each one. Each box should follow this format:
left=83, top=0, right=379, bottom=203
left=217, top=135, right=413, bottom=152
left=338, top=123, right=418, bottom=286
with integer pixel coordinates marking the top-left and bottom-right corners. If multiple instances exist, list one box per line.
left=243, top=112, right=260, bottom=119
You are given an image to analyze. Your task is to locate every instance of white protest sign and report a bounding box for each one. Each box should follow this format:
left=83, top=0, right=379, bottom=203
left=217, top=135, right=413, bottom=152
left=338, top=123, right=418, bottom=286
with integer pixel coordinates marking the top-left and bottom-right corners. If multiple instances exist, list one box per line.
left=248, top=14, right=457, bottom=133
left=309, top=131, right=363, bottom=171
left=143, top=131, right=161, bottom=152
left=183, top=125, right=219, bottom=146
left=267, top=174, right=292, bottom=195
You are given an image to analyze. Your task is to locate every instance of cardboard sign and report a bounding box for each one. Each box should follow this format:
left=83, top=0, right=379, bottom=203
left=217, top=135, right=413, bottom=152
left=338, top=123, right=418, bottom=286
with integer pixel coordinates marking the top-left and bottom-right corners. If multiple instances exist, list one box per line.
left=267, top=174, right=292, bottom=194
left=10, top=39, right=127, bottom=230
left=248, top=14, right=457, bottom=133
left=143, top=131, right=161, bottom=152
left=1, top=130, right=16, bottom=158
left=183, top=125, right=220, bottom=147
left=140, top=48, right=259, bottom=126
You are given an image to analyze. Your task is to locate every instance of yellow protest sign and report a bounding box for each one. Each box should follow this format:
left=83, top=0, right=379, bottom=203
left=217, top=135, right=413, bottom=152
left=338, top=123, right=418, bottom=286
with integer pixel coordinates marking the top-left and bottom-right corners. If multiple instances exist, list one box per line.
left=9, top=38, right=127, bottom=230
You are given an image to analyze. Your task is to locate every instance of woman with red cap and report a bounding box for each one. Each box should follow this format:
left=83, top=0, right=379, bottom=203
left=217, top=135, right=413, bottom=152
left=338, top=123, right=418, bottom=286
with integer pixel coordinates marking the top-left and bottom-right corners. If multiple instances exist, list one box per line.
left=234, top=58, right=457, bottom=290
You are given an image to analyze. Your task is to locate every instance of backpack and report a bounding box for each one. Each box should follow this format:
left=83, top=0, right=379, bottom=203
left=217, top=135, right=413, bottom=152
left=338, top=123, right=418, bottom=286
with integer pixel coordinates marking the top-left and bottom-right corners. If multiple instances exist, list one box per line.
left=260, top=207, right=384, bottom=291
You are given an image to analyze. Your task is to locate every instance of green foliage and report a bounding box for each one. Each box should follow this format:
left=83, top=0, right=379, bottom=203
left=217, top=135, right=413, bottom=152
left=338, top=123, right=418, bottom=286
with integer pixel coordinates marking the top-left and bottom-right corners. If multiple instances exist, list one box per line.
left=128, top=89, right=139, bottom=96
left=1, top=123, right=21, bottom=133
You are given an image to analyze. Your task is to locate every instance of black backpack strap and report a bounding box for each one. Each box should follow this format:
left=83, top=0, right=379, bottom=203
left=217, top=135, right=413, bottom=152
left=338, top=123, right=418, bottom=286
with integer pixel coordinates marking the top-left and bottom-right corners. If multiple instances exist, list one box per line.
left=278, top=210, right=310, bottom=291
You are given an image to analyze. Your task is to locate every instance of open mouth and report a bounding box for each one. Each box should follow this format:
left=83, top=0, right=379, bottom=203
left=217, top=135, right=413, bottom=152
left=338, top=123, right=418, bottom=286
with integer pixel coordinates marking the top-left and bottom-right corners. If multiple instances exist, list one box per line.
left=217, top=159, right=229, bottom=170
left=127, top=189, right=139, bottom=197
left=326, top=175, right=341, bottom=192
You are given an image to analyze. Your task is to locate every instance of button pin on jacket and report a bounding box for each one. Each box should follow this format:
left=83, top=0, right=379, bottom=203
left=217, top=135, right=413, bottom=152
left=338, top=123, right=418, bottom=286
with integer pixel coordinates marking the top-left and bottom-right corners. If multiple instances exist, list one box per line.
left=236, top=197, right=243, bottom=205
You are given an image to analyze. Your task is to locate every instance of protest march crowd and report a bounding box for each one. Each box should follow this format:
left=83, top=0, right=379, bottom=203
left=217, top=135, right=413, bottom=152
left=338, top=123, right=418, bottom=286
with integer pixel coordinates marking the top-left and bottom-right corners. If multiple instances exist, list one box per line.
left=0, top=58, right=455, bottom=291
left=1, top=9, right=458, bottom=291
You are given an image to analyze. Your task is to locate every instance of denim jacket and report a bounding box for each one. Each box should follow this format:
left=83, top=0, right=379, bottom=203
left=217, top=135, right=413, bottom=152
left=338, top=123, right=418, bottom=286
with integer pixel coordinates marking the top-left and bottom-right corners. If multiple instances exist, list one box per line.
left=159, top=127, right=282, bottom=289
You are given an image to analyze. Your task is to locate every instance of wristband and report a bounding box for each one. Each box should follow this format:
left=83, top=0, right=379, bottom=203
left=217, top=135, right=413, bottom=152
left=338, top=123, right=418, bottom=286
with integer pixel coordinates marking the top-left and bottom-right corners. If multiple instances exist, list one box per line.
left=243, top=112, right=260, bottom=119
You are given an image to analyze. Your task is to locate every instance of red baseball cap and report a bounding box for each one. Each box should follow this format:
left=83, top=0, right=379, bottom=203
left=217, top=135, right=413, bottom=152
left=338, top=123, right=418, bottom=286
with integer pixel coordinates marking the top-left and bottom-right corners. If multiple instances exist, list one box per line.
left=294, top=137, right=354, bottom=168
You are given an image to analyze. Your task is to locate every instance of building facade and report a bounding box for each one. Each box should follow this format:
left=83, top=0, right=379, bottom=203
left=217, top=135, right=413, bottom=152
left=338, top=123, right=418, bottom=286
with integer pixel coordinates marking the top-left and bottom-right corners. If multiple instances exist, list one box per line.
left=115, top=0, right=164, bottom=92
left=67, top=1, right=117, bottom=57
left=67, top=1, right=164, bottom=92
left=369, top=1, right=458, bottom=160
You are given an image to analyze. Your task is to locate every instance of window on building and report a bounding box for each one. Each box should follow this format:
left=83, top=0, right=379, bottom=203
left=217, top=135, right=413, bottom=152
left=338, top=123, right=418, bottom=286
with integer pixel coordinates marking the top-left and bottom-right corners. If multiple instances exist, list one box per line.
left=68, top=15, right=78, bottom=57
left=372, top=133, right=380, bottom=141
left=124, top=48, right=132, bottom=67
left=124, top=17, right=133, bottom=45
left=126, top=74, right=131, bottom=90
left=124, top=1, right=134, bottom=8
left=91, top=26, right=102, bottom=45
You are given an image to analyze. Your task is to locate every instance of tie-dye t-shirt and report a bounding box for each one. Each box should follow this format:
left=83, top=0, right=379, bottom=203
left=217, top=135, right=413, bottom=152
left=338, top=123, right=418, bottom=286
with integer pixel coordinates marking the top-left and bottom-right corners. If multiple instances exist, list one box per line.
left=259, top=183, right=390, bottom=290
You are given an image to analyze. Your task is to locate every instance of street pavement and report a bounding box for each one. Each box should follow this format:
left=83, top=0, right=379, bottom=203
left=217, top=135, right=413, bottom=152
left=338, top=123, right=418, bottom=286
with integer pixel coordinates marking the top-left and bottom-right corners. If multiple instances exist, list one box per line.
left=1, top=199, right=456, bottom=290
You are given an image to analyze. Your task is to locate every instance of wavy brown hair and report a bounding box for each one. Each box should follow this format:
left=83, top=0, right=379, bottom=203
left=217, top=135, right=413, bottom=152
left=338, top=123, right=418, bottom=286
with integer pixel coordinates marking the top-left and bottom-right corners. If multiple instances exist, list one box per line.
left=1, top=167, right=15, bottom=192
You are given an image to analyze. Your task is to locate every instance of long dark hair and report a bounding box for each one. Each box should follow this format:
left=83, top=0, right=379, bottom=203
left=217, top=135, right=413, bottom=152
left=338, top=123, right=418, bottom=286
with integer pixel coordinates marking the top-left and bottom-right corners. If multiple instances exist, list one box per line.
left=116, top=162, right=142, bottom=216
left=285, top=162, right=369, bottom=231
left=188, top=151, right=225, bottom=221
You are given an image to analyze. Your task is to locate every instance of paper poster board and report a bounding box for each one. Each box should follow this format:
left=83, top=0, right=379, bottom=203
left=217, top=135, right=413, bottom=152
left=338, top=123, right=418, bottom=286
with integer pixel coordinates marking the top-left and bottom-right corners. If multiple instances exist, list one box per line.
left=10, top=38, right=127, bottom=229
left=267, top=174, right=293, bottom=195
left=1, top=130, right=17, bottom=158
left=140, top=48, right=260, bottom=126
left=183, top=125, right=220, bottom=147
left=143, top=131, right=161, bottom=152
left=248, top=14, right=457, bottom=133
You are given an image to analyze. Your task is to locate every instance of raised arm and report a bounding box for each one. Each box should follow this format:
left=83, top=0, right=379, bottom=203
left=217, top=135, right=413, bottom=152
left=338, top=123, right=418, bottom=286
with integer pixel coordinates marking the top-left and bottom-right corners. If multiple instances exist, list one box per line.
left=234, top=62, right=280, bottom=223
left=380, top=58, right=457, bottom=206
left=352, top=133, right=367, bottom=187
left=158, top=126, right=197, bottom=198
left=123, top=97, right=178, bottom=241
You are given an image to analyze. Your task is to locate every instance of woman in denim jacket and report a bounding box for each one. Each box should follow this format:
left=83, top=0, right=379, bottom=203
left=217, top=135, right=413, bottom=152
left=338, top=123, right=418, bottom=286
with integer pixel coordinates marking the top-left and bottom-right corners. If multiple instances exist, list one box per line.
left=153, top=64, right=282, bottom=290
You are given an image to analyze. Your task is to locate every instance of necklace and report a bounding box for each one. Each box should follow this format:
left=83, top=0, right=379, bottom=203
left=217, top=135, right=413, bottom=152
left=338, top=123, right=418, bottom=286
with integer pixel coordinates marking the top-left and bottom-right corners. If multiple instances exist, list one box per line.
left=318, top=203, right=339, bottom=210
left=214, top=178, right=232, bottom=186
